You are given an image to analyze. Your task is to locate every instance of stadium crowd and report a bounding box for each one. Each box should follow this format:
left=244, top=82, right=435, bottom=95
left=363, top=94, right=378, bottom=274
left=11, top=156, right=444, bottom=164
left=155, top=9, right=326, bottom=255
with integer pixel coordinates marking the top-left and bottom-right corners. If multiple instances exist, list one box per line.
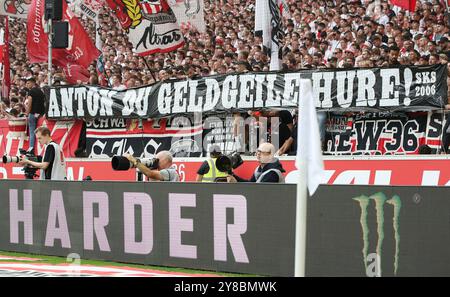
left=1, top=1, right=450, bottom=104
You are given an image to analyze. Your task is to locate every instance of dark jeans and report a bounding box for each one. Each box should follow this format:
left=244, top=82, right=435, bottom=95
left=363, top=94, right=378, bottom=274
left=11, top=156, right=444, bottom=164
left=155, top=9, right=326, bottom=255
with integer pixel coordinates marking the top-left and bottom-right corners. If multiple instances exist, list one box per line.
left=27, top=113, right=37, bottom=151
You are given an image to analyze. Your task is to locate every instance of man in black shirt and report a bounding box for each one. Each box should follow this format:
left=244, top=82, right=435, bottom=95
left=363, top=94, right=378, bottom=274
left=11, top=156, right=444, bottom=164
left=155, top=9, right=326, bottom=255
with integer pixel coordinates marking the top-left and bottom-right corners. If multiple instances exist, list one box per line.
left=276, top=110, right=294, bottom=150
left=42, top=143, right=56, bottom=179
left=262, top=109, right=293, bottom=154
left=25, top=78, right=45, bottom=154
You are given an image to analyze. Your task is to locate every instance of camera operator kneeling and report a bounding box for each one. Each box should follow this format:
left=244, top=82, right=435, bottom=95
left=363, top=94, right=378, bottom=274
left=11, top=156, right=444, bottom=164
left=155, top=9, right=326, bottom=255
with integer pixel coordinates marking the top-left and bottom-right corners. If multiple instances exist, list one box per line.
left=18, top=126, right=67, bottom=180
left=124, top=151, right=179, bottom=181
left=231, top=143, right=285, bottom=183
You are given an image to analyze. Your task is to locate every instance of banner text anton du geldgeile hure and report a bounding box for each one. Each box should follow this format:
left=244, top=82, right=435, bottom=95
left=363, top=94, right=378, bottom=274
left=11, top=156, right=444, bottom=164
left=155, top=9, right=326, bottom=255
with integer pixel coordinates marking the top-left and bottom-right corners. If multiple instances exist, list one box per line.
left=45, top=65, right=448, bottom=120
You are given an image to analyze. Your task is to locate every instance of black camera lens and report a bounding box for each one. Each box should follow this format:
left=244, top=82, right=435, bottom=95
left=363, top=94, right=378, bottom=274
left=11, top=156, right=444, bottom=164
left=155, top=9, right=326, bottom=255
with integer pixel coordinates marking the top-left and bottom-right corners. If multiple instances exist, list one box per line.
left=216, top=155, right=232, bottom=173
left=2, top=155, right=20, bottom=164
left=111, top=156, right=132, bottom=170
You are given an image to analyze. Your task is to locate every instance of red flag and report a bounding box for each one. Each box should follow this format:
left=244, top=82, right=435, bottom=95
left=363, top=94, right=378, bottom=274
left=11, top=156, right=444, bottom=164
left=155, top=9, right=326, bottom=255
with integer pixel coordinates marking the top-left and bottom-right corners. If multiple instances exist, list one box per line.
left=37, top=117, right=84, bottom=158
left=104, top=0, right=133, bottom=30
left=0, top=117, right=83, bottom=158
left=27, top=0, right=99, bottom=83
left=62, top=64, right=91, bottom=84
left=0, top=17, right=11, bottom=99
left=390, top=0, right=417, bottom=12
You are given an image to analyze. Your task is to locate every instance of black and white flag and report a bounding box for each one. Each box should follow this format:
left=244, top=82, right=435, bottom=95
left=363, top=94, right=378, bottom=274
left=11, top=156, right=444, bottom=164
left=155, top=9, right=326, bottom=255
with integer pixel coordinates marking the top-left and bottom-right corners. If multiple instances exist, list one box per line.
left=255, top=0, right=284, bottom=70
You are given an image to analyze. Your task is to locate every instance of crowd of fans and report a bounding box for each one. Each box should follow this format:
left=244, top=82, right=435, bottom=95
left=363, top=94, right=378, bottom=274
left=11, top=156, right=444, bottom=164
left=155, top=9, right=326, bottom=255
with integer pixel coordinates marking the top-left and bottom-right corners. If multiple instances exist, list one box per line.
left=1, top=0, right=450, bottom=148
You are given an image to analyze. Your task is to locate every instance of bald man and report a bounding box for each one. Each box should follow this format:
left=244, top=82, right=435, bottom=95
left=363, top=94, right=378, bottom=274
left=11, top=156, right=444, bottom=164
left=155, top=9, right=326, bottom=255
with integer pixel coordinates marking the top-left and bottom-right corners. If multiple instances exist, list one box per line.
left=124, top=151, right=180, bottom=181
left=231, top=143, right=285, bottom=183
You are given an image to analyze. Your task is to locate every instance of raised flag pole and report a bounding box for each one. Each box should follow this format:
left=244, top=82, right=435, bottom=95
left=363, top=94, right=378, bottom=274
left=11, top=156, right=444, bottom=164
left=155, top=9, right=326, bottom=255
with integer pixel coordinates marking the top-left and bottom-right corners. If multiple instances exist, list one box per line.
left=47, top=19, right=53, bottom=87
left=143, top=57, right=157, bottom=82
left=0, top=17, right=5, bottom=101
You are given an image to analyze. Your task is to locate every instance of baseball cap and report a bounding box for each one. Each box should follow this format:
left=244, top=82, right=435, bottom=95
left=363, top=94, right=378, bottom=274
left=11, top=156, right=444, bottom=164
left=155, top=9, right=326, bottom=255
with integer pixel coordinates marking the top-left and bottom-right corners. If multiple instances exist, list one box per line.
left=209, top=145, right=222, bottom=154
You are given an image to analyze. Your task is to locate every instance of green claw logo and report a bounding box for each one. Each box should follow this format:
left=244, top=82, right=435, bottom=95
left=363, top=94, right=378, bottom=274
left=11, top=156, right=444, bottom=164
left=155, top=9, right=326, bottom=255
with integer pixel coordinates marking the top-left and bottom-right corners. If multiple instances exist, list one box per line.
left=353, top=192, right=402, bottom=276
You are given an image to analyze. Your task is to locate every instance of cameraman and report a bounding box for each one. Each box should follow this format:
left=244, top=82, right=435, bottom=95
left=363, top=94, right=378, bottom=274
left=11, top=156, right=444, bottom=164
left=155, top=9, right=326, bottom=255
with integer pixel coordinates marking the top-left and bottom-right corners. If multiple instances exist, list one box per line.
left=124, top=151, right=179, bottom=181
left=196, top=145, right=229, bottom=182
left=18, top=126, right=67, bottom=180
left=230, top=143, right=285, bottom=183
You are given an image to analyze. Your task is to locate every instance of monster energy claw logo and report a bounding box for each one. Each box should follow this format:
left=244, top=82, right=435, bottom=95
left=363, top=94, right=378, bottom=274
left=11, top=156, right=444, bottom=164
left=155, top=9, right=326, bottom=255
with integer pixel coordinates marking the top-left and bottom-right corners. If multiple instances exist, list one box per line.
left=353, top=192, right=402, bottom=276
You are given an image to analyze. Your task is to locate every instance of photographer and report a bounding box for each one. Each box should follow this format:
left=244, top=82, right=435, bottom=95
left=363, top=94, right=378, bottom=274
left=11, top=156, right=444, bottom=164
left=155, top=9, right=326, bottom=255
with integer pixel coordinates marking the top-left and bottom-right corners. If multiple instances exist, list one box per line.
left=231, top=143, right=285, bottom=183
left=19, top=126, right=66, bottom=180
left=124, top=151, right=179, bottom=181
left=196, top=145, right=229, bottom=182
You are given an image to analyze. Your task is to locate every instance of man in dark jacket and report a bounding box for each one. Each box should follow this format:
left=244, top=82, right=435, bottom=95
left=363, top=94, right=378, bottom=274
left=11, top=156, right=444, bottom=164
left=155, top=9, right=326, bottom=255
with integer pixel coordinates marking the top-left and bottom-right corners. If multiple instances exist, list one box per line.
left=25, top=78, right=45, bottom=154
left=231, top=143, right=285, bottom=183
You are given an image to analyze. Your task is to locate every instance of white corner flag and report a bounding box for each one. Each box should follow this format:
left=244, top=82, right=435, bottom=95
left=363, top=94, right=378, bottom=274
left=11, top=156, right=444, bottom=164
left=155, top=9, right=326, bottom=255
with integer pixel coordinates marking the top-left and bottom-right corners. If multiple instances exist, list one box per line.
left=294, top=79, right=325, bottom=277
left=296, top=79, right=325, bottom=195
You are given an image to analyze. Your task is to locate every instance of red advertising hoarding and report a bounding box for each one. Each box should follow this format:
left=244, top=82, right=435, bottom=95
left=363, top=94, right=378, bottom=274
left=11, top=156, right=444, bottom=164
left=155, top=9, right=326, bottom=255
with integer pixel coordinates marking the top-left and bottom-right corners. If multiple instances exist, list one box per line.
left=1, top=157, right=449, bottom=186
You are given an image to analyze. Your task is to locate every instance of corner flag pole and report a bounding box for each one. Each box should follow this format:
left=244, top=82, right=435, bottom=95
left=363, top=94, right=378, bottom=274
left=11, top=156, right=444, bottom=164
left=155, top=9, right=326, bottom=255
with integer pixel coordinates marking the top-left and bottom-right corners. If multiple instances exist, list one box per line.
left=294, top=79, right=325, bottom=277
left=295, top=159, right=308, bottom=277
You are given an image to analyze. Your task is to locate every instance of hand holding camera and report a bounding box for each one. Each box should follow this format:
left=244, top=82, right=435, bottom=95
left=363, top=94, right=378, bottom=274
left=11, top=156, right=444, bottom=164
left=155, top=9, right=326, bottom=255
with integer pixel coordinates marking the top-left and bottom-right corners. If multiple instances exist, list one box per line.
left=18, top=156, right=29, bottom=166
left=3, top=149, right=42, bottom=179
left=123, top=153, right=139, bottom=167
